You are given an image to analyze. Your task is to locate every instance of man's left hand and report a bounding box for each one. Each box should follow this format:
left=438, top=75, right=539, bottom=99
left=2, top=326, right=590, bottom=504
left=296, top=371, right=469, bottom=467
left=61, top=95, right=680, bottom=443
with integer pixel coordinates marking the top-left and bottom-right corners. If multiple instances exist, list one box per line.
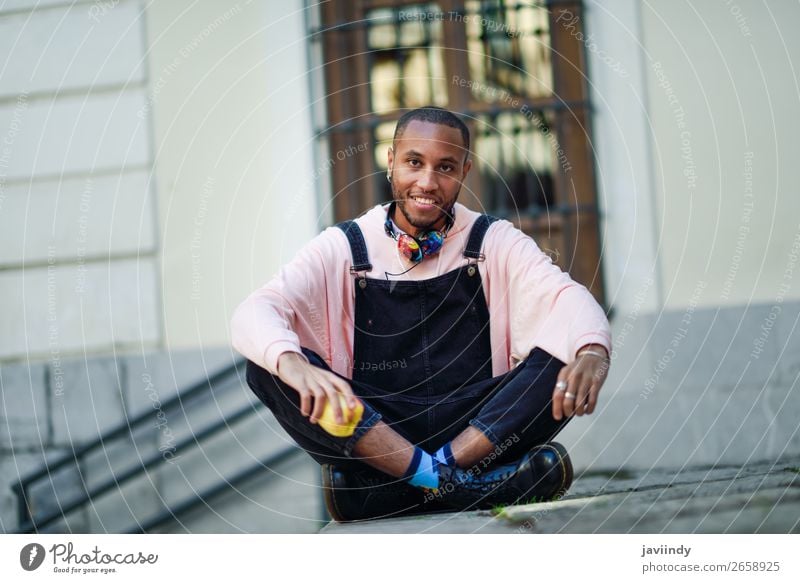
left=552, top=344, right=610, bottom=420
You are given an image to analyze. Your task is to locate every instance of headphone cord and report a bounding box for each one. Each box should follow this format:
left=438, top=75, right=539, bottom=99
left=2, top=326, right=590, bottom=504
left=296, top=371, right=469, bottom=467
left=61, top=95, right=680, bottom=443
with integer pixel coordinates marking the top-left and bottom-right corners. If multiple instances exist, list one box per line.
left=384, top=259, right=422, bottom=280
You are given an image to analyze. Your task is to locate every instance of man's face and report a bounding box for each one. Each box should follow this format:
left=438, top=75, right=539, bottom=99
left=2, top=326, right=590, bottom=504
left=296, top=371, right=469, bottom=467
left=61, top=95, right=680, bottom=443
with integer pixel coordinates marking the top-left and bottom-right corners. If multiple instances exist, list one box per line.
left=387, top=120, right=471, bottom=236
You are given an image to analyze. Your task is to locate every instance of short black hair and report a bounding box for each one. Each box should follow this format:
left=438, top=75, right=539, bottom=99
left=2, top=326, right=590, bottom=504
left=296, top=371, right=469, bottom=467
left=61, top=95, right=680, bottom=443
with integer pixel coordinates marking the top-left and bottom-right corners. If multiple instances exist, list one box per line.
left=393, top=106, right=470, bottom=158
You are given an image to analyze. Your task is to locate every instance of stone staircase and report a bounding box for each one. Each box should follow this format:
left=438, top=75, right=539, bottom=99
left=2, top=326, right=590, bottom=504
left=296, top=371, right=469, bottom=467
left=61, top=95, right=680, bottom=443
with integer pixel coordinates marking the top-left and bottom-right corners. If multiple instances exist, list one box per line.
left=1, top=348, right=324, bottom=533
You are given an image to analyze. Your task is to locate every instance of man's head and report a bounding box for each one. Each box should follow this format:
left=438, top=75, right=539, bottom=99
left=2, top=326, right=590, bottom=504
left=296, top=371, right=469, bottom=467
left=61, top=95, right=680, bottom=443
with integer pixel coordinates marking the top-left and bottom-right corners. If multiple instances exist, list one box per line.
left=387, top=106, right=472, bottom=237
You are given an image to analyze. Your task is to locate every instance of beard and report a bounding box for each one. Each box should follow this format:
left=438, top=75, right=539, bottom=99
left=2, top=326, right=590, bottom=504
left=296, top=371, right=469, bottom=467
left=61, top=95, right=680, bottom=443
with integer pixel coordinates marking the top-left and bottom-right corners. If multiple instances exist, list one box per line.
left=390, top=180, right=458, bottom=233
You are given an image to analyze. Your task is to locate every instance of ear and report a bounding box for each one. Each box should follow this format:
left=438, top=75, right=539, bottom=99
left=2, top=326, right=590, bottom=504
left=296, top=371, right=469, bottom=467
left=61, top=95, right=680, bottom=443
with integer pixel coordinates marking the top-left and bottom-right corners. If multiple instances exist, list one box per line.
left=387, top=147, right=394, bottom=174
left=462, top=158, right=472, bottom=180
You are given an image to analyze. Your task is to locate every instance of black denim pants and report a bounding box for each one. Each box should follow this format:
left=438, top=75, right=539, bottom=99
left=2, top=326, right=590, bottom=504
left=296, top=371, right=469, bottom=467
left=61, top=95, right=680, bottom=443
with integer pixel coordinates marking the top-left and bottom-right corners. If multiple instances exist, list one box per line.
left=245, top=346, right=570, bottom=470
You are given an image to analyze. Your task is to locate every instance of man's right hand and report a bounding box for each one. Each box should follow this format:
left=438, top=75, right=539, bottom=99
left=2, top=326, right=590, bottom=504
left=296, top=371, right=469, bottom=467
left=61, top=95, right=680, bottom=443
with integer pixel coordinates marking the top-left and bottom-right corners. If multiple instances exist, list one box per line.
left=276, top=352, right=359, bottom=425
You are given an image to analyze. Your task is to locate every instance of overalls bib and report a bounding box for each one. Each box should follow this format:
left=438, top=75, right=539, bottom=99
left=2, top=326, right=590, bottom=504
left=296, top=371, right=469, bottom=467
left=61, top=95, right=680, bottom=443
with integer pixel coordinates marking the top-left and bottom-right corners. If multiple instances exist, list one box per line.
left=335, top=214, right=499, bottom=451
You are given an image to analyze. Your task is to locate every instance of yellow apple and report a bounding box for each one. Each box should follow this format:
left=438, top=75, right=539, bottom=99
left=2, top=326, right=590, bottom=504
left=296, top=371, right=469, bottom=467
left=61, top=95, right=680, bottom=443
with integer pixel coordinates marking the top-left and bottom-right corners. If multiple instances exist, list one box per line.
left=317, top=394, right=364, bottom=437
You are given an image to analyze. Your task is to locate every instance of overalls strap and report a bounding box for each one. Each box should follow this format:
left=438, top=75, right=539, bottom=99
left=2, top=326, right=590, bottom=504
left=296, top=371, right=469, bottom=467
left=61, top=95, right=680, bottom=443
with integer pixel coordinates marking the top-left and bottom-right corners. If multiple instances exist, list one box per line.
left=463, top=215, right=500, bottom=260
left=337, top=214, right=498, bottom=269
left=335, top=220, right=372, bottom=272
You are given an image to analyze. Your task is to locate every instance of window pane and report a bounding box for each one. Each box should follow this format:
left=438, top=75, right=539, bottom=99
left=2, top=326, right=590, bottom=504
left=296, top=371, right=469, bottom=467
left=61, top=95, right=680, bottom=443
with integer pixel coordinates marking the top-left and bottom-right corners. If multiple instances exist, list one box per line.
left=366, top=3, right=447, bottom=114
left=465, top=0, right=553, bottom=100
left=474, top=109, right=557, bottom=216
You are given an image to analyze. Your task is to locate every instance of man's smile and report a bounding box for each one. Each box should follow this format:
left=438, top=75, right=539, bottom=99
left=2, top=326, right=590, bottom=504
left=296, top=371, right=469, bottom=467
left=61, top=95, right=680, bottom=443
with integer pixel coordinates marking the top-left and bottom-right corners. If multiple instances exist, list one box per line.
left=407, top=195, right=440, bottom=212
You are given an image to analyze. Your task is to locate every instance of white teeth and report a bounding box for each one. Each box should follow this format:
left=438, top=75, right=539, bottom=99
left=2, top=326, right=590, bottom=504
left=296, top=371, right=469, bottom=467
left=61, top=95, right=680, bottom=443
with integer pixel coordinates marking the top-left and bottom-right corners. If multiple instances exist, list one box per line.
left=412, top=197, right=435, bottom=205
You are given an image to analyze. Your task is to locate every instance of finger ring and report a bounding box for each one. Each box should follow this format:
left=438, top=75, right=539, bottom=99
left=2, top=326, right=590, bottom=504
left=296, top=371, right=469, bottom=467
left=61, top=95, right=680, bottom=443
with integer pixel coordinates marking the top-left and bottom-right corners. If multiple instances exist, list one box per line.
left=555, top=380, right=567, bottom=391
left=564, top=391, right=576, bottom=399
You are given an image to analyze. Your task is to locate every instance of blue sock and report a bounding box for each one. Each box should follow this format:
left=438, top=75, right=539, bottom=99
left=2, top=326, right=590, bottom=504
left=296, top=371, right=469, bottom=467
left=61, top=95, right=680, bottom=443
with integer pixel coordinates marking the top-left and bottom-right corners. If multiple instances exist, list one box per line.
left=402, top=448, right=439, bottom=489
left=433, top=443, right=456, bottom=467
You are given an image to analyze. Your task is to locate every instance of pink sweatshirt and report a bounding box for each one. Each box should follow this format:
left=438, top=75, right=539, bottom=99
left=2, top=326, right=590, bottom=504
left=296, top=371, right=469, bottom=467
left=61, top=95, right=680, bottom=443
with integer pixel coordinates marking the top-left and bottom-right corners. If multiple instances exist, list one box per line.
left=231, top=202, right=611, bottom=378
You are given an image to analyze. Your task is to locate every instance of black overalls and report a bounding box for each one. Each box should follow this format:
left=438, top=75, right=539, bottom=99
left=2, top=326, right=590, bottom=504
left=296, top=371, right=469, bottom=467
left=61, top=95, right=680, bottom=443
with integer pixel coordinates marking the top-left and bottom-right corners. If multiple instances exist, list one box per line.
left=246, top=215, right=570, bottom=469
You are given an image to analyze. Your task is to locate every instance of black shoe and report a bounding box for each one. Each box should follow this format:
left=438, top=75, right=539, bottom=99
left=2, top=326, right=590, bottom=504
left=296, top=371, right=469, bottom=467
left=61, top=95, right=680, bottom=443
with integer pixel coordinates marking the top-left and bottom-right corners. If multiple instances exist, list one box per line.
left=425, top=442, right=573, bottom=510
left=321, top=464, right=452, bottom=522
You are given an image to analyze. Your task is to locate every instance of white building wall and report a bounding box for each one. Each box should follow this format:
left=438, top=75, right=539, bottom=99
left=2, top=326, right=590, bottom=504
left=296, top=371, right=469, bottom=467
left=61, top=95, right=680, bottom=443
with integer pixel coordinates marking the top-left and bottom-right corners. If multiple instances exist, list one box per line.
left=583, top=0, right=662, bottom=316
left=0, top=0, right=159, bottom=361
left=0, top=0, right=319, bottom=358
left=642, top=0, right=800, bottom=311
left=145, top=0, right=318, bottom=350
left=565, top=0, right=800, bottom=471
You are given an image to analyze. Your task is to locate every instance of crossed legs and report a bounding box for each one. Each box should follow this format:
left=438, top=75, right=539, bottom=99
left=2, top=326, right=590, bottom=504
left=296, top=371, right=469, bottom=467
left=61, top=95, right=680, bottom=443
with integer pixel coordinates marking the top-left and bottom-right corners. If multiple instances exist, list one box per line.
left=246, top=347, right=569, bottom=476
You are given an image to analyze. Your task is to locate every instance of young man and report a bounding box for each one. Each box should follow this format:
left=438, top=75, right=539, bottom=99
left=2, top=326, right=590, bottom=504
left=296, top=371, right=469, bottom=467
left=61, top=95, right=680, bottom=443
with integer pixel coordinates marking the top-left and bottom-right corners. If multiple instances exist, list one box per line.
left=232, top=106, right=611, bottom=521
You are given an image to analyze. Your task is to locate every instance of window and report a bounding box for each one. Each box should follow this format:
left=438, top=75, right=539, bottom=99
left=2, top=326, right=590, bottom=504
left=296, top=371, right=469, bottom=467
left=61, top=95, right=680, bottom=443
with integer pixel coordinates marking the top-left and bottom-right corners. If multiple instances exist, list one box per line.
left=308, top=0, right=605, bottom=304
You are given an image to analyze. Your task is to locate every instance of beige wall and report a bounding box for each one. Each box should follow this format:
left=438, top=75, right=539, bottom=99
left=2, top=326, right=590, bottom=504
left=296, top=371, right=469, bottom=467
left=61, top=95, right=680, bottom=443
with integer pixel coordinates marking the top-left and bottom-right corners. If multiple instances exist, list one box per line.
left=0, top=0, right=158, bottom=361
left=570, top=0, right=800, bottom=472
left=641, top=0, right=800, bottom=310
left=584, top=0, right=662, bottom=314
left=146, top=0, right=317, bottom=350
left=0, top=0, right=316, bottom=360
left=588, top=0, right=800, bottom=316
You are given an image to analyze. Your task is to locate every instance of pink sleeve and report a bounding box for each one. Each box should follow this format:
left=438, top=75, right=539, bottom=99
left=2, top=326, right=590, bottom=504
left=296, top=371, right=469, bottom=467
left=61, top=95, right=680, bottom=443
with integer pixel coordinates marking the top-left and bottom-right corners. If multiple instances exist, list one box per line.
left=494, top=222, right=611, bottom=364
left=230, top=230, right=340, bottom=375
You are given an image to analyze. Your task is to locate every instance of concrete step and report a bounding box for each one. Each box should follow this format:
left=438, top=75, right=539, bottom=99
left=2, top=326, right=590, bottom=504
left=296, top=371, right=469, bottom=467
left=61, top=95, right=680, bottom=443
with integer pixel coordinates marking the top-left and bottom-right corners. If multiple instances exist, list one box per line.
left=321, top=456, right=800, bottom=534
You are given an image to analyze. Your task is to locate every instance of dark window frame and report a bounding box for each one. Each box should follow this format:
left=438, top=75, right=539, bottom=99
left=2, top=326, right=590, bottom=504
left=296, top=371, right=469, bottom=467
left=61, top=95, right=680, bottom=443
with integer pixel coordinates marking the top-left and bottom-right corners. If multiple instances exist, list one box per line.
left=307, top=0, right=606, bottom=305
